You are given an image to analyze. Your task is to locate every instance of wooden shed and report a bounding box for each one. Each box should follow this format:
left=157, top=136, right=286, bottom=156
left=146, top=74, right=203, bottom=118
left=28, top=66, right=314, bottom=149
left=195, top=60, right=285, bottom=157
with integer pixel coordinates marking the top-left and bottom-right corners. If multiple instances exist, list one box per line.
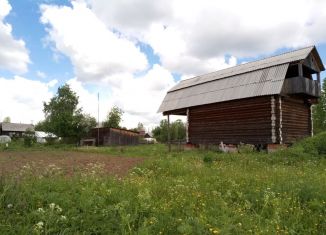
left=0, top=122, right=34, bottom=137
left=158, top=46, right=325, bottom=147
left=90, top=127, right=139, bottom=146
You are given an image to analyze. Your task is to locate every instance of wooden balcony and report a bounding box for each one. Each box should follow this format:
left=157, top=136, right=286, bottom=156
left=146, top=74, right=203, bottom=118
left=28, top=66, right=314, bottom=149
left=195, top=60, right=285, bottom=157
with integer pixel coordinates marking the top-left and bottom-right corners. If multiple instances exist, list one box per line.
left=282, top=76, right=321, bottom=97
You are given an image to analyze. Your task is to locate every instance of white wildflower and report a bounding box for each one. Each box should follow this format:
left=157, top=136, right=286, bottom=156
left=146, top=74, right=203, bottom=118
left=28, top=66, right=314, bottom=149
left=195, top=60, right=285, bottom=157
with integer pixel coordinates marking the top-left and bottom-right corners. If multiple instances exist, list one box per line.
left=55, top=205, right=62, bottom=213
left=37, top=208, right=45, bottom=213
left=7, top=204, right=13, bottom=209
left=34, top=221, right=44, bottom=231
left=49, top=203, right=56, bottom=210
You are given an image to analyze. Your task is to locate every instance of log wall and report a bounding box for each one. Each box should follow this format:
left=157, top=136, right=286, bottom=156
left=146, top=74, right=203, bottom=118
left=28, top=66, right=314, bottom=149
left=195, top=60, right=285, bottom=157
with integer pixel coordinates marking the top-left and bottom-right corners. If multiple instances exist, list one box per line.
left=90, top=128, right=139, bottom=146
left=281, top=96, right=311, bottom=143
left=188, top=96, right=272, bottom=145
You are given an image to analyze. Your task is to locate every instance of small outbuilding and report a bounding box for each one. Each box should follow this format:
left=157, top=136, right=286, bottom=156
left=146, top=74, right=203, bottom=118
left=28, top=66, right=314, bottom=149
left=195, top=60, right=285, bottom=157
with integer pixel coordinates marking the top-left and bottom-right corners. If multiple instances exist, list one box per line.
left=158, top=46, right=325, bottom=147
left=90, top=127, right=139, bottom=146
left=0, top=122, right=34, bottom=137
left=35, top=131, right=57, bottom=143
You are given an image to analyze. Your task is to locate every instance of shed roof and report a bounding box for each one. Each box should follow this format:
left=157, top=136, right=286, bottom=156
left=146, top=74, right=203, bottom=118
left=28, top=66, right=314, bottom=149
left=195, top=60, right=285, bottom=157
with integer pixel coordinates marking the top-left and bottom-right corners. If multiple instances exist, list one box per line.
left=158, top=46, right=324, bottom=113
left=0, top=123, right=34, bottom=132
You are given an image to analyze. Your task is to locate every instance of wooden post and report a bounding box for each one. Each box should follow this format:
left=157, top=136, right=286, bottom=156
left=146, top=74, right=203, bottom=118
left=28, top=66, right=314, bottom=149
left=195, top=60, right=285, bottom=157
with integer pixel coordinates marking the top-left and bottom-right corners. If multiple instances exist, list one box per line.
left=310, top=104, right=314, bottom=137
left=317, top=72, right=321, bottom=84
left=186, top=108, right=189, bottom=143
left=278, top=96, right=283, bottom=144
left=271, top=96, right=276, bottom=143
left=298, top=63, right=303, bottom=77
left=167, top=114, right=171, bottom=152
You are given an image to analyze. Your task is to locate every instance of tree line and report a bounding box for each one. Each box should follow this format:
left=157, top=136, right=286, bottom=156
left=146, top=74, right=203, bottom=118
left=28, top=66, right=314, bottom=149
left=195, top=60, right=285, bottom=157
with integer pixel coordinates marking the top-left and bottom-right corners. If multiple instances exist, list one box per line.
left=35, top=84, right=126, bottom=143
left=313, top=78, right=326, bottom=134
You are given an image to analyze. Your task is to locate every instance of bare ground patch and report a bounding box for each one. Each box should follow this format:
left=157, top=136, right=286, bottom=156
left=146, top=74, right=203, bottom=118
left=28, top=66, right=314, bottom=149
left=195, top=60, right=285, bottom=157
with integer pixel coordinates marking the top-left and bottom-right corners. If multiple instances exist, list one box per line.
left=0, top=151, right=144, bottom=178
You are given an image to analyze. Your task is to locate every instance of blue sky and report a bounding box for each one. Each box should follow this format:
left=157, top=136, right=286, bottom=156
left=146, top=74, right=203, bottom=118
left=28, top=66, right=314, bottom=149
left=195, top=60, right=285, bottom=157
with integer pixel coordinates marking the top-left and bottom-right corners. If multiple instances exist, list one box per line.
left=0, top=0, right=326, bottom=128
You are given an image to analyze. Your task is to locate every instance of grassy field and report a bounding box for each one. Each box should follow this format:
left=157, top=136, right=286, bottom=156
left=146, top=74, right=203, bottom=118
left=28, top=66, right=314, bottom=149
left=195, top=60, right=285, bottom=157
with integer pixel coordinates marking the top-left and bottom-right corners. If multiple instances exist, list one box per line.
left=0, top=135, right=326, bottom=234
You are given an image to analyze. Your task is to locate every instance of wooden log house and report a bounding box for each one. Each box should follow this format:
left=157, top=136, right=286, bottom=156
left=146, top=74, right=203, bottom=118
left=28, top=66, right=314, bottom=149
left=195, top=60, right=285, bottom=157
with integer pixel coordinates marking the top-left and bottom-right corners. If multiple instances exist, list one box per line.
left=158, top=46, right=325, bottom=147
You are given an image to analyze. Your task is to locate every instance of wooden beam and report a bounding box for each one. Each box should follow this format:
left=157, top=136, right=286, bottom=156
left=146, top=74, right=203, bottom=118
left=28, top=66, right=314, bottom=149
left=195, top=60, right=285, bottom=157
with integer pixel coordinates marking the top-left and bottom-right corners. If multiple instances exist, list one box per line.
left=298, top=63, right=303, bottom=77
left=310, top=104, right=313, bottom=137
left=278, top=96, right=283, bottom=144
left=167, top=115, right=171, bottom=152
left=271, top=96, right=276, bottom=143
left=317, top=72, right=321, bottom=84
left=186, top=108, right=189, bottom=143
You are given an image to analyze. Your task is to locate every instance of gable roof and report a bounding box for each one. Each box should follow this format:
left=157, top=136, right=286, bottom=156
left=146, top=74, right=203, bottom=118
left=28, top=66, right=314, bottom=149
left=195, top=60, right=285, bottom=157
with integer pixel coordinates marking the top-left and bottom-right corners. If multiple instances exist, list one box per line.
left=0, top=123, right=34, bottom=132
left=158, top=46, right=324, bottom=113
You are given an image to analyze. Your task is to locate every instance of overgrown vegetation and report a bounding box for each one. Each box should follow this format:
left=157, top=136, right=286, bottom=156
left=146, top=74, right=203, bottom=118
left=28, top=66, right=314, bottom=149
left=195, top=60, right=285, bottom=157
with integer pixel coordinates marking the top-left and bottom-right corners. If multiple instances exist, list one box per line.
left=152, top=119, right=186, bottom=142
left=23, top=128, right=36, bottom=147
left=0, top=134, right=326, bottom=234
left=313, top=77, right=326, bottom=134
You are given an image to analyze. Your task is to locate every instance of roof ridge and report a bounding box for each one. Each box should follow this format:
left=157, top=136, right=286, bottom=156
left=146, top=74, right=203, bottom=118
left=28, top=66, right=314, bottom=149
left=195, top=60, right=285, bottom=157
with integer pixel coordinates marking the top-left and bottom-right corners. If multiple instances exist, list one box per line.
left=180, top=45, right=314, bottom=84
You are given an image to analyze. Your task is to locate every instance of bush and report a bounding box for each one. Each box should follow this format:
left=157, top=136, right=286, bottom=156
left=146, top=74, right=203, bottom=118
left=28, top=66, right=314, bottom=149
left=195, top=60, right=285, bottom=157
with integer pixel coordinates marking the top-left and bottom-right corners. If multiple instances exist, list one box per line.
left=203, top=153, right=218, bottom=163
left=45, top=137, right=57, bottom=145
left=23, top=129, right=36, bottom=147
left=288, top=132, right=326, bottom=156
left=237, top=143, right=256, bottom=154
left=314, top=132, right=326, bottom=154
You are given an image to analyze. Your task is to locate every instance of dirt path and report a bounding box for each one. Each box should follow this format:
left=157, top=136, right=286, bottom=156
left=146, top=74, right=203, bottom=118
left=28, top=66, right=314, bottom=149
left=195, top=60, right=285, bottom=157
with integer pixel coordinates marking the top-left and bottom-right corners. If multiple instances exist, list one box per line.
left=0, top=151, right=144, bottom=177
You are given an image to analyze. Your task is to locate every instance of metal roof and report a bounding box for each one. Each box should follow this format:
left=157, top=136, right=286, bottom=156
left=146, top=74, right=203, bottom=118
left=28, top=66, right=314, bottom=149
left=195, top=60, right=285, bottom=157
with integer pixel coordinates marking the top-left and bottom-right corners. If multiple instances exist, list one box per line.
left=159, top=64, right=288, bottom=113
left=0, top=123, right=34, bottom=132
left=169, top=46, right=315, bottom=92
left=159, top=46, right=324, bottom=113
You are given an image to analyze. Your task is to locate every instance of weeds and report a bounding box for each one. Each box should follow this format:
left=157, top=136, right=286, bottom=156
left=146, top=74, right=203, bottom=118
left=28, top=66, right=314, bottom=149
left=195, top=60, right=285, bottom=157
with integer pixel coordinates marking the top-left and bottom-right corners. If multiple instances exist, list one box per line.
left=0, top=134, right=326, bottom=234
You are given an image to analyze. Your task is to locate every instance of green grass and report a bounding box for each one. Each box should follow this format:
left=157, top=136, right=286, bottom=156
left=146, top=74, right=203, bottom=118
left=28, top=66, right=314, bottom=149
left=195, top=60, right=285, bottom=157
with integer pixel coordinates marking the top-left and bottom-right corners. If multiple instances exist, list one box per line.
left=1, top=135, right=326, bottom=234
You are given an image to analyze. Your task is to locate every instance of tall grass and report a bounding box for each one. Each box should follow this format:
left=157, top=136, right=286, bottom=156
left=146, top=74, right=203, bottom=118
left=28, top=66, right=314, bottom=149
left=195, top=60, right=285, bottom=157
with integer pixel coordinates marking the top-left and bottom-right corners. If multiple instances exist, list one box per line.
left=0, top=134, right=326, bottom=234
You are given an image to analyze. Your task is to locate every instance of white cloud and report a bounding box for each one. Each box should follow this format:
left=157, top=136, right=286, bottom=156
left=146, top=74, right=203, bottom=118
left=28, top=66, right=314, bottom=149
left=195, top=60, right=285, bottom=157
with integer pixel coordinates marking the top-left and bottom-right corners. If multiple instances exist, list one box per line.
left=89, top=0, right=326, bottom=75
left=36, top=70, right=47, bottom=79
left=88, top=0, right=170, bottom=35
left=66, top=78, right=111, bottom=122
left=40, top=1, right=176, bottom=129
left=40, top=1, right=148, bottom=82
left=0, top=76, right=55, bottom=123
left=0, top=0, right=30, bottom=73
left=110, top=64, right=175, bottom=128
left=65, top=64, right=175, bottom=129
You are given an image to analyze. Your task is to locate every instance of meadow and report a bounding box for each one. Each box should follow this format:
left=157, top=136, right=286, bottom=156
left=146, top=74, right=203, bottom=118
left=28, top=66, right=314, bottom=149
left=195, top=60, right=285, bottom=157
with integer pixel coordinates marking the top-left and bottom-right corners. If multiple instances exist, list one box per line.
left=0, top=134, right=326, bottom=234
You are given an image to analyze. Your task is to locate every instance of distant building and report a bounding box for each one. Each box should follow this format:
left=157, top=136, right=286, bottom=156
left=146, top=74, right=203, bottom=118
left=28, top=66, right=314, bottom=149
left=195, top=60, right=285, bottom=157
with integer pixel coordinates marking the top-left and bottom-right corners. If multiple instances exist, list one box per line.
left=0, top=122, right=34, bottom=137
left=143, top=133, right=152, bottom=138
left=90, top=127, right=140, bottom=146
left=159, top=46, right=324, bottom=147
left=35, top=131, right=57, bottom=143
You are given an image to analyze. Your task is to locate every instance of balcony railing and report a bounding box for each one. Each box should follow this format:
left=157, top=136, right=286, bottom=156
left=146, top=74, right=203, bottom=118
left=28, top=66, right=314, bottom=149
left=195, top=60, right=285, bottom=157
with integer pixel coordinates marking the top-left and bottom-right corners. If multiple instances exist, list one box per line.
left=282, top=76, right=321, bottom=97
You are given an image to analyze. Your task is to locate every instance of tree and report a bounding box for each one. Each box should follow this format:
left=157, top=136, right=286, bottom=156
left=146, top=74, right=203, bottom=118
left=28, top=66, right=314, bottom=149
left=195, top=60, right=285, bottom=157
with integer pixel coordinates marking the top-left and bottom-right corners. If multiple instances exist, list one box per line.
left=2, top=116, right=11, bottom=123
left=42, top=84, right=96, bottom=142
left=313, top=78, right=326, bottom=134
left=152, top=120, right=168, bottom=142
left=152, top=119, right=186, bottom=142
left=74, top=113, right=97, bottom=140
left=137, top=122, right=145, bottom=131
left=34, top=120, right=47, bottom=131
left=130, top=122, right=145, bottom=132
left=171, top=119, right=186, bottom=140
left=103, top=106, right=123, bottom=128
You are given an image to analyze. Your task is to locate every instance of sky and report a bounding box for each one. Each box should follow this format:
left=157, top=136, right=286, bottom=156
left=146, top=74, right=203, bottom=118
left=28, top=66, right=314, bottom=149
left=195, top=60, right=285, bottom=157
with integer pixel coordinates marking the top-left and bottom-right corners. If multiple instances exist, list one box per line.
left=0, top=0, right=326, bottom=129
